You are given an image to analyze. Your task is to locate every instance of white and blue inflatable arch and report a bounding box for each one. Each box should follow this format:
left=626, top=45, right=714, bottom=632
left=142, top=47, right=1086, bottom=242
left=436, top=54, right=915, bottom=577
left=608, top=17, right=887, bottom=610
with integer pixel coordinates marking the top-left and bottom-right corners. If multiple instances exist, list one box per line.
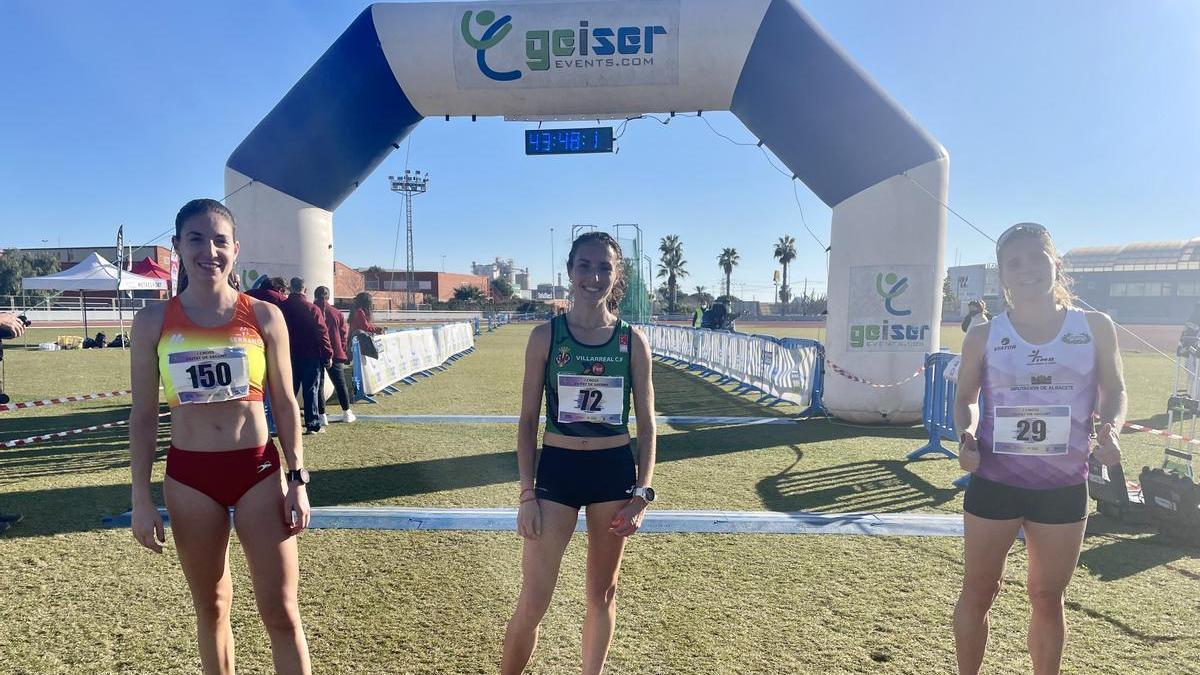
left=226, top=0, right=948, bottom=423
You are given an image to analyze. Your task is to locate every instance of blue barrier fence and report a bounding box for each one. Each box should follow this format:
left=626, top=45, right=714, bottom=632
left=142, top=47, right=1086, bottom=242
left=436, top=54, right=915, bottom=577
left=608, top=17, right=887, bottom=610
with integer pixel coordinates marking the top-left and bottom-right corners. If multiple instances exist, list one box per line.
left=908, top=350, right=971, bottom=488
left=643, top=325, right=827, bottom=417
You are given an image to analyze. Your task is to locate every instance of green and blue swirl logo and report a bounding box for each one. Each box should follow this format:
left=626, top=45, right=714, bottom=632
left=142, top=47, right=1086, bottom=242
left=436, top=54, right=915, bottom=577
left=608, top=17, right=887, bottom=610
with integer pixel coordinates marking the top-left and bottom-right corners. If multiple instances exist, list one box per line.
left=875, top=272, right=911, bottom=316
left=461, top=10, right=521, bottom=81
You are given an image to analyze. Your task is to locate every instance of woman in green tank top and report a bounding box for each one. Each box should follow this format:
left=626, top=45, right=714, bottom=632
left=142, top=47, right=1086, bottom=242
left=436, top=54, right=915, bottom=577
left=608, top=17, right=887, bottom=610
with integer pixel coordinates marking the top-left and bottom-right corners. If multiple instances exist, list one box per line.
left=501, top=232, right=658, bottom=675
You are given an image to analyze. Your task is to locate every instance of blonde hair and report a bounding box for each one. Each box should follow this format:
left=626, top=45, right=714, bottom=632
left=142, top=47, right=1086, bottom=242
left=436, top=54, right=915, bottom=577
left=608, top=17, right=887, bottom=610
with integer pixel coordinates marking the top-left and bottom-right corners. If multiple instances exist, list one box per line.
left=996, top=222, right=1074, bottom=308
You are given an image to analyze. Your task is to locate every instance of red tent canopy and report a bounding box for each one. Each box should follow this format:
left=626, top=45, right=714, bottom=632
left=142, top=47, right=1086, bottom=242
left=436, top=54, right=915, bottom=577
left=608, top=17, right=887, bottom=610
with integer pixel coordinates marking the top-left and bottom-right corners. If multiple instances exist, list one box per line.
left=130, top=257, right=170, bottom=280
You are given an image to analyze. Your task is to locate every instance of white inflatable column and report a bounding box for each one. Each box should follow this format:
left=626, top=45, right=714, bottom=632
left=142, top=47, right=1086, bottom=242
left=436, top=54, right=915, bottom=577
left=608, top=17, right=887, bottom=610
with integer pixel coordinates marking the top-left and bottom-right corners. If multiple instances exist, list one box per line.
left=823, top=158, right=948, bottom=423
left=225, top=168, right=334, bottom=295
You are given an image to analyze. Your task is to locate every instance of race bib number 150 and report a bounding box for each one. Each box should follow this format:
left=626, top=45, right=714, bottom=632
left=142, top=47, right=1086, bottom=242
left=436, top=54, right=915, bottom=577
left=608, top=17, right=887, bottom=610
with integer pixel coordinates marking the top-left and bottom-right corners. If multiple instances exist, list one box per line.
left=168, top=347, right=251, bottom=405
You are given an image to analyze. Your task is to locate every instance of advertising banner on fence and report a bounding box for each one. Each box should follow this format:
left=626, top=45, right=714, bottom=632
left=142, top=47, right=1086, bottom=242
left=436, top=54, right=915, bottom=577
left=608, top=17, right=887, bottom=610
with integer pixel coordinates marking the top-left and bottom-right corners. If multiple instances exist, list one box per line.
left=847, top=265, right=935, bottom=353
left=357, top=322, right=475, bottom=395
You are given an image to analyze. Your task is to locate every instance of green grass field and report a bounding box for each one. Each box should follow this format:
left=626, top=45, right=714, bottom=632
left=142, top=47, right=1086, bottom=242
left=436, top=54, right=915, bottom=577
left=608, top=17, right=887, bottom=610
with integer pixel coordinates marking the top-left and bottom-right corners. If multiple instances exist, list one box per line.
left=1, top=323, right=1196, bottom=674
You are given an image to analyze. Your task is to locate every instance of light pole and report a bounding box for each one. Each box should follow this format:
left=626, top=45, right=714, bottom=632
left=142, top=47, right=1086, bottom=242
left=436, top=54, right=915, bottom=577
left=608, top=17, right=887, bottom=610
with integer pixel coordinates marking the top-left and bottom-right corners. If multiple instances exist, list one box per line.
left=441, top=254, right=446, bottom=273
left=388, top=170, right=430, bottom=310
left=550, top=226, right=555, bottom=288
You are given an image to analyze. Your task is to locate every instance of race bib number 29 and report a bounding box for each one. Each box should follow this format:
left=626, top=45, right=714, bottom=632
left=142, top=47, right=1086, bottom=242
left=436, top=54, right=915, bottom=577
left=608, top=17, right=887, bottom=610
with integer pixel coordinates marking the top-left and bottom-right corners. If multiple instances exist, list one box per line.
left=558, top=374, right=624, bottom=425
left=168, top=347, right=251, bottom=405
left=992, top=405, right=1071, bottom=456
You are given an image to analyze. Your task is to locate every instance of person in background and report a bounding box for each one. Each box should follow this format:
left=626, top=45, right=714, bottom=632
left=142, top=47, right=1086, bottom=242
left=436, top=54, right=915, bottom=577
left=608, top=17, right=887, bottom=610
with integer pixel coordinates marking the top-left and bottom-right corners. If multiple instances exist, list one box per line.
left=247, top=276, right=288, bottom=307
left=349, top=292, right=384, bottom=336
left=692, top=301, right=705, bottom=328
left=0, top=312, right=27, bottom=533
left=280, top=278, right=332, bottom=434
left=961, top=298, right=990, bottom=333
left=313, top=286, right=355, bottom=424
left=246, top=276, right=289, bottom=433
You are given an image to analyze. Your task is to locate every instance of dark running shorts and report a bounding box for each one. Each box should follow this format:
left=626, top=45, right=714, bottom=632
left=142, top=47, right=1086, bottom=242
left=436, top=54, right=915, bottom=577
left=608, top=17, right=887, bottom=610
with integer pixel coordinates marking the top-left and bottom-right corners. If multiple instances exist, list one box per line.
left=534, top=444, right=636, bottom=509
left=964, top=474, right=1089, bottom=525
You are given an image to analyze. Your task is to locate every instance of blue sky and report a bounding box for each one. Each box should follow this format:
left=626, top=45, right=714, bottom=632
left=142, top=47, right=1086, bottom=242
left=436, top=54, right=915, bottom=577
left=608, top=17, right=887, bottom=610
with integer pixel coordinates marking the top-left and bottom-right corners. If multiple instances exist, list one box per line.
left=1, top=1, right=1196, bottom=301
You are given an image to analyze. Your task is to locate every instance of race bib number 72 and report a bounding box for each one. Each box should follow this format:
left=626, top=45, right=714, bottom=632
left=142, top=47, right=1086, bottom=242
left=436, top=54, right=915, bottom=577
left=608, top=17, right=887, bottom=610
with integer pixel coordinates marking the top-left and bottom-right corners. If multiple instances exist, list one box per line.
left=558, top=374, right=624, bottom=425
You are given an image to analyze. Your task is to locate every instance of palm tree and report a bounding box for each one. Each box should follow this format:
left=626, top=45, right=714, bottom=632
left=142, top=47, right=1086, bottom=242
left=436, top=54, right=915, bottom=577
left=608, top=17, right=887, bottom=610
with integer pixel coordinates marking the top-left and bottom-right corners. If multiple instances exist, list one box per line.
left=657, top=235, right=688, bottom=314
left=693, top=285, right=713, bottom=306
left=773, top=236, right=797, bottom=313
left=717, top=247, right=739, bottom=302
left=453, top=285, right=487, bottom=304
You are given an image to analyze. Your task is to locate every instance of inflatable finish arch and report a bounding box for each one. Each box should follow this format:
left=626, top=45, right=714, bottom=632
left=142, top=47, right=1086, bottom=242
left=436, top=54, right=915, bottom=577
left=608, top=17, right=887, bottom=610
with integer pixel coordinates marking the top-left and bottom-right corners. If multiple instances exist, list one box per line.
left=226, top=0, right=948, bottom=423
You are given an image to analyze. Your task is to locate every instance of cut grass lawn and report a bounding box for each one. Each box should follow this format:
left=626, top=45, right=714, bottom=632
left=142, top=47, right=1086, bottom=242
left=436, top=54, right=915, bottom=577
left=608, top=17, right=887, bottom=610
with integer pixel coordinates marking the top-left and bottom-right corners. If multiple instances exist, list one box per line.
left=1, top=323, right=1197, bottom=673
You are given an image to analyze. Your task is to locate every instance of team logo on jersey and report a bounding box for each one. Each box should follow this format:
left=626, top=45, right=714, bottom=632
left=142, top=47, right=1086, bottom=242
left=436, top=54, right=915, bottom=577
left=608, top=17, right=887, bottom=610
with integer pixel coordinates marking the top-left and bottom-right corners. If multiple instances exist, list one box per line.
left=619, top=332, right=629, bottom=353
left=1031, top=374, right=1052, bottom=385
left=993, top=336, right=1016, bottom=352
left=1027, top=349, right=1056, bottom=366
left=588, top=362, right=606, bottom=375
left=169, top=332, right=185, bottom=344
left=1061, top=332, right=1092, bottom=345
left=555, top=345, right=571, bottom=367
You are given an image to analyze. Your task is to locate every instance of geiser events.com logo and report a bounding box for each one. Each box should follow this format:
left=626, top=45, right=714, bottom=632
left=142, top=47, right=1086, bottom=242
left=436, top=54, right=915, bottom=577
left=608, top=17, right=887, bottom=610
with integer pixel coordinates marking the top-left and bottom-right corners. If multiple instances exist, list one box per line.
left=849, top=272, right=930, bottom=349
left=461, top=9, right=668, bottom=81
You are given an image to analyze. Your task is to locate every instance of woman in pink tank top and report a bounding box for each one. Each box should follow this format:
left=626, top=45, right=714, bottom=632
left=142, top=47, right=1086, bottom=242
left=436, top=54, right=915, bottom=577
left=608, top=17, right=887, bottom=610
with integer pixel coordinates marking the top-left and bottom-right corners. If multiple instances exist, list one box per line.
left=951, top=223, right=1126, bottom=675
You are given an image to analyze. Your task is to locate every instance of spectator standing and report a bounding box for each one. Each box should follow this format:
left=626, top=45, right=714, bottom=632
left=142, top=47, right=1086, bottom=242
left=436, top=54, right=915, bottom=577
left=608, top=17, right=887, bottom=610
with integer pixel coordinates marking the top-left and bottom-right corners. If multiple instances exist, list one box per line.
left=961, top=299, right=991, bottom=333
left=349, top=292, right=384, bottom=336
left=281, top=277, right=332, bottom=434
left=247, top=275, right=288, bottom=307
left=313, top=286, right=356, bottom=424
left=0, top=312, right=27, bottom=532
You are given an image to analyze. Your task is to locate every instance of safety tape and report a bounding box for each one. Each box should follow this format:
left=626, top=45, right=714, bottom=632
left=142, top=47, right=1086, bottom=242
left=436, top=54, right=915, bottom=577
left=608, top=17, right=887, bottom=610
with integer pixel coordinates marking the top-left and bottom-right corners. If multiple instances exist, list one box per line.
left=825, top=360, right=925, bottom=389
left=1119, top=420, right=1200, bottom=447
left=0, top=389, right=132, bottom=413
left=3, top=412, right=169, bottom=449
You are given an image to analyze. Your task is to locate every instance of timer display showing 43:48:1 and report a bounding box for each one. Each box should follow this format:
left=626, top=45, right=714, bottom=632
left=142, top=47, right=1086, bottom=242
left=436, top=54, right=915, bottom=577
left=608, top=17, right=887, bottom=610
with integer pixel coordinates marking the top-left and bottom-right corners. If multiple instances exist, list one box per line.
left=525, top=127, right=614, bottom=155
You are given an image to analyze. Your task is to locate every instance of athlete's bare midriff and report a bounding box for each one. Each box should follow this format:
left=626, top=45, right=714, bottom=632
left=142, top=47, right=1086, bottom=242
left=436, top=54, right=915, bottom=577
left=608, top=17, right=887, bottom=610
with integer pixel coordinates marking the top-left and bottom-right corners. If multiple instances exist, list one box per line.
left=169, top=401, right=270, bottom=451
left=542, top=430, right=631, bottom=450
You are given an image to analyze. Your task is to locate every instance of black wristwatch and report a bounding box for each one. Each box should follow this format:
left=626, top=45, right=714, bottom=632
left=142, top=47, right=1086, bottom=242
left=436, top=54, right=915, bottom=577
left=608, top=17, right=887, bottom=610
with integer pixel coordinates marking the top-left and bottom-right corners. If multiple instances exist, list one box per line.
left=287, top=468, right=311, bottom=486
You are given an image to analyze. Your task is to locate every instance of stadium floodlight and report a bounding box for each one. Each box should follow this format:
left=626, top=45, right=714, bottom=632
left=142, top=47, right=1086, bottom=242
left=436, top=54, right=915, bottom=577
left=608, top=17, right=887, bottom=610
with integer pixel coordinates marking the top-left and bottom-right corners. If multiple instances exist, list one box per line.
left=389, top=170, right=430, bottom=309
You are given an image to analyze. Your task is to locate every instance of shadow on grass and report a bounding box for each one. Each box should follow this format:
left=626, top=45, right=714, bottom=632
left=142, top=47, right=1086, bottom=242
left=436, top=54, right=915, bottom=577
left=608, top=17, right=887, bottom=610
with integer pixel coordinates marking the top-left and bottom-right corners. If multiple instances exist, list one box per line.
left=1, top=415, right=885, bottom=537
left=1079, top=532, right=1200, bottom=582
left=757, top=451, right=960, bottom=514
left=651, top=361, right=794, bottom=420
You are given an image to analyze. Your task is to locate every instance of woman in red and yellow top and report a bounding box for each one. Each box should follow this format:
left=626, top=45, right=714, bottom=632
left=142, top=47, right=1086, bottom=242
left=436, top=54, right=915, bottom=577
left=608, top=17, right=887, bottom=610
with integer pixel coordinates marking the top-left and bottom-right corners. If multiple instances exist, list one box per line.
left=129, top=199, right=312, bottom=674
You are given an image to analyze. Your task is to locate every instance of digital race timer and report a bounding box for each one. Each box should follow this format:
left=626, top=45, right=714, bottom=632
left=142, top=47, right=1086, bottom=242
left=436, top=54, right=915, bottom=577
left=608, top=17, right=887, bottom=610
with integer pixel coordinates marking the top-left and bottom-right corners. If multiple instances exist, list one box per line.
left=525, top=127, right=614, bottom=155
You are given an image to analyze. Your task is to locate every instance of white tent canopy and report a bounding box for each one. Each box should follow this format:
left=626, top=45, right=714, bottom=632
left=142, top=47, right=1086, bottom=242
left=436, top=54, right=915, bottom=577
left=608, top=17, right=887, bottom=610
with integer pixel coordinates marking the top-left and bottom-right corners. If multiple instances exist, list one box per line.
left=22, top=252, right=167, bottom=292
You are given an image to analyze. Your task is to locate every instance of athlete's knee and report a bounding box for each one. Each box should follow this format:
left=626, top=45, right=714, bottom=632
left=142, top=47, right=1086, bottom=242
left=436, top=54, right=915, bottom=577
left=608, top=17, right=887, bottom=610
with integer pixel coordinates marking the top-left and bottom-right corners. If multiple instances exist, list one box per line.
left=258, top=595, right=303, bottom=636
left=1026, top=583, right=1066, bottom=616
left=585, top=578, right=619, bottom=610
left=959, top=575, right=1002, bottom=611
left=193, top=586, right=233, bottom=625
left=513, top=589, right=553, bottom=626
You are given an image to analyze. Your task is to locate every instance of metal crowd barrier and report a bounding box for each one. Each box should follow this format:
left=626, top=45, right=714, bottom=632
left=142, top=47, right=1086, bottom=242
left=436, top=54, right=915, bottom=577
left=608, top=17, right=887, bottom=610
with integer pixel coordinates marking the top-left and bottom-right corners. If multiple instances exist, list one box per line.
left=639, top=325, right=827, bottom=417
left=908, top=351, right=970, bottom=487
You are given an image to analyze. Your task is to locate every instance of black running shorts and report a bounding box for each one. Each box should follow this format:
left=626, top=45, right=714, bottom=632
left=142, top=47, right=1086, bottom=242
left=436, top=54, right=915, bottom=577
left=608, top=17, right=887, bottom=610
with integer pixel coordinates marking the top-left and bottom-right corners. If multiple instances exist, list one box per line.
left=534, top=444, right=637, bottom=510
left=963, top=474, right=1089, bottom=524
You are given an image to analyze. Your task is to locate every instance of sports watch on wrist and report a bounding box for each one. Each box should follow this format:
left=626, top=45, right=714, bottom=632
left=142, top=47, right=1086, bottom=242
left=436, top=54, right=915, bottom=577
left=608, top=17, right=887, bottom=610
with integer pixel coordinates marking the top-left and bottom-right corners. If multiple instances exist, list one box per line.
left=287, top=468, right=311, bottom=485
left=630, top=486, right=656, bottom=504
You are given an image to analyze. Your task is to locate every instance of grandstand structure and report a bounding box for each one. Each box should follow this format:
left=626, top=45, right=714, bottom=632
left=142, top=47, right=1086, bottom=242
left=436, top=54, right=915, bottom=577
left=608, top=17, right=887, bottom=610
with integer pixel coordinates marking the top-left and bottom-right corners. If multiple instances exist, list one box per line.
left=1064, top=238, right=1200, bottom=323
